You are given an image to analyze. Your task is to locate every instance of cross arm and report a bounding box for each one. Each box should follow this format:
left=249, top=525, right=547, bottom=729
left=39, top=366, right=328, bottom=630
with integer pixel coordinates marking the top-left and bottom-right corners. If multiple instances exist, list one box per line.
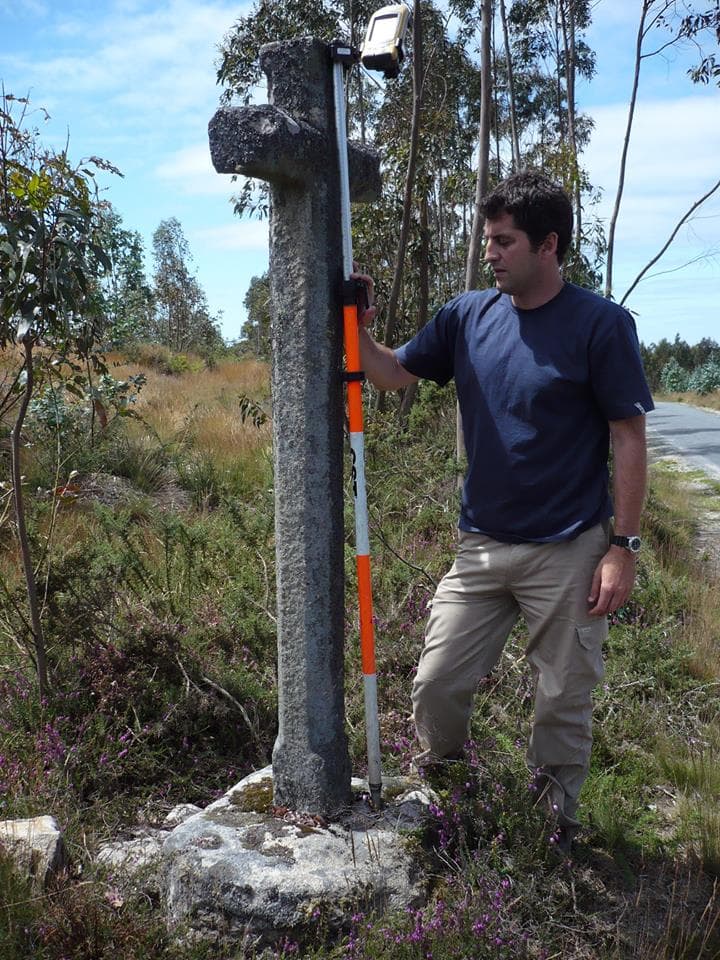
left=209, top=105, right=381, bottom=200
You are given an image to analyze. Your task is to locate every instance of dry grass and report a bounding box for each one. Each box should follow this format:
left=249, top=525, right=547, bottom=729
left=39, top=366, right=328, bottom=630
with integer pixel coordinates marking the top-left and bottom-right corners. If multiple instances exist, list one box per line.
left=0, top=351, right=273, bottom=596
left=656, top=390, right=720, bottom=411
left=107, top=354, right=272, bottom=463
left=647, top=463, right=720, bottom=680
left=685, top=580, right=720, bottom=679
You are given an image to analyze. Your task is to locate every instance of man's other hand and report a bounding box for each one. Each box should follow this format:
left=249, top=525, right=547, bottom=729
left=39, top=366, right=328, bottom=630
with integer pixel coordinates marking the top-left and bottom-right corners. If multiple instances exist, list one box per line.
left=587, top=546, right=637, bottom=617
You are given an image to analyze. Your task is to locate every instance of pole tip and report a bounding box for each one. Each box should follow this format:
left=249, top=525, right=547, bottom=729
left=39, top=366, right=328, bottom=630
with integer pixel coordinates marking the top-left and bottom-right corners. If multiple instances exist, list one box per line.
left=369, top=784, right=383, bottom=811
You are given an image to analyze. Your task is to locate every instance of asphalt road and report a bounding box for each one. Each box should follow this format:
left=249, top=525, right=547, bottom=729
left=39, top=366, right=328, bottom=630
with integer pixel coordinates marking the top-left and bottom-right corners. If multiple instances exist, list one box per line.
left=647, top=400, right=720, bottom=481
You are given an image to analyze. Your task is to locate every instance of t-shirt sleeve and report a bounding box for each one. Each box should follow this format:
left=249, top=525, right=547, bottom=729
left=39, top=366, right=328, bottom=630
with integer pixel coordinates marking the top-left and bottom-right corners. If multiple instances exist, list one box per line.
left=589, top=307, right=655, bottom=420
left=394, top=297, right=463, bottom=386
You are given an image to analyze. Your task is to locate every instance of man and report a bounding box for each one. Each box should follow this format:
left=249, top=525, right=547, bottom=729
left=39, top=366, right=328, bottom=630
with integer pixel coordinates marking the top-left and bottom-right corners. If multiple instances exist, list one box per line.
left=355, top=171, right=654, bottom=846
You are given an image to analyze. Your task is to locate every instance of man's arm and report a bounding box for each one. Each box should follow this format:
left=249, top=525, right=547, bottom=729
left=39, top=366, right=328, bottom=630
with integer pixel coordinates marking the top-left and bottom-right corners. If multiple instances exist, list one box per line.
left=587, top=414, right=647, bottom=617
left=352, top=270, right=419, bottom=391
left=358, top=326, right=419, bottom=391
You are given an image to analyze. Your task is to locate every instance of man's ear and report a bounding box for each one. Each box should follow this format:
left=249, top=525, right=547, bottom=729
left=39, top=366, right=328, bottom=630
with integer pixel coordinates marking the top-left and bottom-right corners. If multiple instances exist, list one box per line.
left=540, top=231, right=559, bottom=259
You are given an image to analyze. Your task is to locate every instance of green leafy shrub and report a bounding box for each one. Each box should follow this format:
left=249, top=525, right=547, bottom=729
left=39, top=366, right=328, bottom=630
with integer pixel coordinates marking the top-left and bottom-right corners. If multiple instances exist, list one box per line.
left=660, top=357, right=690, bottom=392
left=122, top=342, right=204, bottom=376
left=688, top=358, right=720, bottom=395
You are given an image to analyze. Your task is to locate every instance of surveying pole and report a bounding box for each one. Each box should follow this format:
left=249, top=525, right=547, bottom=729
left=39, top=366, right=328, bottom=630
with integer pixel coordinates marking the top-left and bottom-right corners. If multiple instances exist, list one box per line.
left=330, top=5, right=411, bottom=812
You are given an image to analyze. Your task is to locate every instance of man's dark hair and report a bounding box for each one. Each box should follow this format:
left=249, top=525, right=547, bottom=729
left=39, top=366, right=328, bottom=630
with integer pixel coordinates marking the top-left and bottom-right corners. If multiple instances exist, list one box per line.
left=480, top=171, right=574, bottom=264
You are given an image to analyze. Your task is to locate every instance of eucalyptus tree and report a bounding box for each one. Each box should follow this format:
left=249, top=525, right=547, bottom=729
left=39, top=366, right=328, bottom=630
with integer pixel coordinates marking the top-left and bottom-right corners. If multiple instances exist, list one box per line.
left=464, top=0, right=494, bottom=291
left=506, top=0, right=595, bottom=244
left=0, top=93, right=114, bottom=697
left=151, top=217, right=222, bottom=354
left=240, top=272, right=272, bottom=359
left=96, top=205, right=154, bottom=345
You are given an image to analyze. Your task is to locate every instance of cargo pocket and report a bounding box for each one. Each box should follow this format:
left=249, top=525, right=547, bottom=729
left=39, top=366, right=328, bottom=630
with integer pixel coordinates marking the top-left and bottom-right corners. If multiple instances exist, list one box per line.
left=574, top=619, right=607, bottom=687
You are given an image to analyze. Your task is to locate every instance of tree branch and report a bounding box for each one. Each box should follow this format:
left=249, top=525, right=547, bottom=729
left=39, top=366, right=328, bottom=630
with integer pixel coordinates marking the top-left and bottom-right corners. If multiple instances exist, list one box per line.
left=620, top=177, right=720, bottom=306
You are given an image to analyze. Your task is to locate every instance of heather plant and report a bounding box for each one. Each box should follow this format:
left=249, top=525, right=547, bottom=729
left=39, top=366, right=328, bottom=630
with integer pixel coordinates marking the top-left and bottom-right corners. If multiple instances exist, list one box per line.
left=0, top=846, right=35, bottom=960
left=0, top=501, right=278, bottom=822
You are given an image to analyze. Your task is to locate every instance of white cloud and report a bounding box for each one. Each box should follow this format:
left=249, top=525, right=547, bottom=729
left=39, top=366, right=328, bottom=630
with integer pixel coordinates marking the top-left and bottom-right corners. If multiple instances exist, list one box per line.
left=586, top=95, right=720, bottom=195
left=155, top=143, right=238, bottom=195
left=584, top=94, right=720, bottom=255
left=191, top=221, right=268, bottom=252
left=5, top=0, right=251, bottom=127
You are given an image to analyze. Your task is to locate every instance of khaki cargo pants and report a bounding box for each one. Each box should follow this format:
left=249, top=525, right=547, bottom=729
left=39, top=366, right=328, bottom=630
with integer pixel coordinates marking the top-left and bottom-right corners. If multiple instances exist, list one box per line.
left=412, top=523, right=608, bottom=823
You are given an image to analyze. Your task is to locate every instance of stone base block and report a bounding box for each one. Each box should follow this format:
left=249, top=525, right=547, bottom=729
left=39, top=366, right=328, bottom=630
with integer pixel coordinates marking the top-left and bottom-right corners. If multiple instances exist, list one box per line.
left=162, top=767, right=433, bottom=949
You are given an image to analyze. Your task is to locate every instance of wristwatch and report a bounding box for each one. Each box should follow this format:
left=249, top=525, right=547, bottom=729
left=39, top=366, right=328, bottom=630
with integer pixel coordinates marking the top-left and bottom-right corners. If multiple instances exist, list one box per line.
left=611, top=535, right=641, bottom=554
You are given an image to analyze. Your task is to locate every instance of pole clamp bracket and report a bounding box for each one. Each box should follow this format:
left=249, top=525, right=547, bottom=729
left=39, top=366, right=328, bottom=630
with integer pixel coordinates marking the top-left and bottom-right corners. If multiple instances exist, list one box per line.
left=329, top=40, right=360, bottom=65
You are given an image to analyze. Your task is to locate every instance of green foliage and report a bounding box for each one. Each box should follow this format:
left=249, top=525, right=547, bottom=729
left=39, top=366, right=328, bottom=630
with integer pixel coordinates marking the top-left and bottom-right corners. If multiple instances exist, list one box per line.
left=0, top=856, right=193, bottom=960
left=0, top=848, right=35, bottom=960
left=688, top=357, right=720, bottom=395
left=642, top=335, right=720, bottom=392
left=101, top=433, right=172, bottom=493
left=660, top=356, right=691, bottom=393
left=0, top=92, right=123, bottom=697
left=122, top=341, right=205, bottom=375
left=0, top=497, right=278, bottom=820
left=96, top=204, right=154, bottom=346
left=0, top=94, right=115, bottom=355
left=238, top=392, right=269, bottom=428
left=239, top=272, right=272, bottom=359
left=151, top=217, right=223, bottom=354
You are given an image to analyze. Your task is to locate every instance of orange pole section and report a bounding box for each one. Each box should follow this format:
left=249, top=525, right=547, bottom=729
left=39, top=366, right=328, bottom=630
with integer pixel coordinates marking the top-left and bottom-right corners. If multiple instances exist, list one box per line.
left=343, top=303, right=364, bottom=433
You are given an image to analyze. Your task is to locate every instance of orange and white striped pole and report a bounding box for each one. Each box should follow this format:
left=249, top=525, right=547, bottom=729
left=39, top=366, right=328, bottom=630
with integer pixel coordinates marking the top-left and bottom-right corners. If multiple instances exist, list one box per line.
left=331, top=43, right=383, bottom=809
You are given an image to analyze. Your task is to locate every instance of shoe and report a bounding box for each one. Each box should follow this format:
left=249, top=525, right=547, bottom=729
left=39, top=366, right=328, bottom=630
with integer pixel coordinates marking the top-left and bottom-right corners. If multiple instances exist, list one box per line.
left=555, top=824, right=579, bottom=854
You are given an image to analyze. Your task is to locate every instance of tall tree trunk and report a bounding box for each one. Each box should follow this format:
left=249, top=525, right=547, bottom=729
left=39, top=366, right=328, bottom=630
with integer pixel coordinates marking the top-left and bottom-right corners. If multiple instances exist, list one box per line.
left=492, top=27, right=502, bottom=181
left=559, top=0, right=581, bottom=248
left=499, top=0, right=521, bottom=172
left=350, top=0, right=366, bottom=142
left=399, top=192, right=430, bottom=424
left=460, top=0, right=493, bottom=476
left=465, top=0, right=493, bottom=291
left=378, top=0, right=424, bottom=410
left=382, top=0, right=425, bottom=350
left=10, top=339, right=49, bottom=697
left=605, top=1, right=649, bottom=299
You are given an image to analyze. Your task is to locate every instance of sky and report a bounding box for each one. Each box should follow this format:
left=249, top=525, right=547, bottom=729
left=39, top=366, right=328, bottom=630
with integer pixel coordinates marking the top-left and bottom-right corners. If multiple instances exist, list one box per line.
left=0, top=0, right=718, bottom=347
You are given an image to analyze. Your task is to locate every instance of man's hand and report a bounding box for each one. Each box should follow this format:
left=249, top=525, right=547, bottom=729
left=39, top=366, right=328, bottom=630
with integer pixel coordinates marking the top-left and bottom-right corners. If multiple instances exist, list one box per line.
left=351, top=265, right=377, bottom=328
left=587, top=546, right=637, bottom=617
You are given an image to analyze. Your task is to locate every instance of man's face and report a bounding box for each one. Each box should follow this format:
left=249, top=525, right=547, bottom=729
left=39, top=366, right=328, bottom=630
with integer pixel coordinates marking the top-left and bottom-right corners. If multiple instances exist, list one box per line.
left=483, top=212, right=544, bottom=301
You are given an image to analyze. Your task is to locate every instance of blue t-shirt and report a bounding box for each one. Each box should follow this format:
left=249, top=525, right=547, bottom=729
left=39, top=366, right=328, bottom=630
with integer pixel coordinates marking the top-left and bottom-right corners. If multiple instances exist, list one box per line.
left=394, top=283, right=655, bottom=543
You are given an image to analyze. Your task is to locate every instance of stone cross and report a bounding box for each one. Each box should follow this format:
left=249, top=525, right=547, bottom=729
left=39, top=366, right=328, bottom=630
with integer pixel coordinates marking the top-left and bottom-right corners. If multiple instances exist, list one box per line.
left=209, top=38, right=381, bottom=816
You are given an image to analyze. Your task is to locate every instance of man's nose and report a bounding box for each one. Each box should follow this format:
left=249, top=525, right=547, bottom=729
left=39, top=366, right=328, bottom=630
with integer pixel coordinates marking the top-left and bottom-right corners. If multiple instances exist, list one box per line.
left=483, top=241, right=496, bottom=261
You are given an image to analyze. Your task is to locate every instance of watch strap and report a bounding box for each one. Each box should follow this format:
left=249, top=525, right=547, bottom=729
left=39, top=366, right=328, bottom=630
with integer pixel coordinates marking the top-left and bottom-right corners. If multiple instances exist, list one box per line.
left=611, top=535, right=641, bottom=553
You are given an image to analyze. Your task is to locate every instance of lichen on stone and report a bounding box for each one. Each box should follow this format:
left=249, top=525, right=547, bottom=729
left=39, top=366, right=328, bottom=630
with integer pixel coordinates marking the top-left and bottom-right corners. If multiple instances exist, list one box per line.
left=230, top=778, right=274, bottom=814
